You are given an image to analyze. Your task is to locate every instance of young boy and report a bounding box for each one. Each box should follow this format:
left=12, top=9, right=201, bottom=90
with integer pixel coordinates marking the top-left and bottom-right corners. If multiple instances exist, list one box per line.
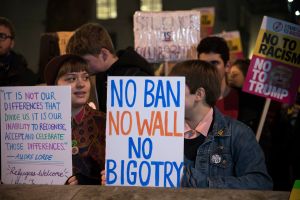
left=66, top=23, right=154, bottom=113
left=44, top=54, right=106, bottom=185
left=169, top=60, right=273, bottom=189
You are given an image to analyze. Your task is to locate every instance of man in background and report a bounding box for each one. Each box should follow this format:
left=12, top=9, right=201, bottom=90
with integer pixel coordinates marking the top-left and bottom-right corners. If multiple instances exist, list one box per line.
left=0, top=17, right=37, bottom=86
left=197, top=36, right=239, bottom=119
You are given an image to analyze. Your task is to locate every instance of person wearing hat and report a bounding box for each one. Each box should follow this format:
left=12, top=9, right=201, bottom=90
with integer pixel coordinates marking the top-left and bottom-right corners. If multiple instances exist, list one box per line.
left=44, top=54, right=106, bottom=185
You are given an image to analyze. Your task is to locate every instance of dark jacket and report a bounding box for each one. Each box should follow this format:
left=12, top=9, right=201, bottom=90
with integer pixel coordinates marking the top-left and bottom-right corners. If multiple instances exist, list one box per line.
left=181, top=108, right=273, bottom=189
left=237, top=88, right=265, bottom=133
left=0, top=51, right=37, bottom=86
left=96, top=47, right=154, bottom=112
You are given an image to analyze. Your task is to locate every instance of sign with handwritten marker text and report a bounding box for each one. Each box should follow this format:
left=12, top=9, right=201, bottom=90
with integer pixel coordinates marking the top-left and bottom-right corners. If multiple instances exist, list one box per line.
left=134, top=11, right=200, bottom=63
left=243, top=16, right=300, bottom=104
left=0, top=86, right=72, bottom=184
left=106, top=77, right=185, bottom=187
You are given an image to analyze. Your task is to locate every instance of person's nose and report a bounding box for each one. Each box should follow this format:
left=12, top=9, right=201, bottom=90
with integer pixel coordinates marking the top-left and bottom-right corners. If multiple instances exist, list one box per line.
left=76, top=78, right=85, bottom=88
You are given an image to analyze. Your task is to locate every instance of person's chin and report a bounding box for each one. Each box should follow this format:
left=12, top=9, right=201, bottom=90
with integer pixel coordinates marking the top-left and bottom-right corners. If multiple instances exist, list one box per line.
left=73, top=102, right=86, bottom=108
left=74, top=99, right=88, bottom=106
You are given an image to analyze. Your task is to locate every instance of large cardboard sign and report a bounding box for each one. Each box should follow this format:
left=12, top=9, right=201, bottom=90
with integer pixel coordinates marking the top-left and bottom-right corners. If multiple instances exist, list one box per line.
left=0, top=86, right=72, bottom=184
left=243, top=16, right=300, bottom=104
left=134, top=11, right=201, bottom=63
left=106, top=77, right=185, bottom=187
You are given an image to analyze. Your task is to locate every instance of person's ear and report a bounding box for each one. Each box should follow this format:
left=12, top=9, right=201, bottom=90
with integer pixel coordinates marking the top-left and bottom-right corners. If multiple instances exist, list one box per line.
left=100, top=48, right=110, bottom=61
left=195, top=87, right=205, bottom=101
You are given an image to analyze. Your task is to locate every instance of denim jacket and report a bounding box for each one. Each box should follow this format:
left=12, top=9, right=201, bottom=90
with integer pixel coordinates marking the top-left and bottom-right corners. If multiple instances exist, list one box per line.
left=181, top=108, right=273, bottom=190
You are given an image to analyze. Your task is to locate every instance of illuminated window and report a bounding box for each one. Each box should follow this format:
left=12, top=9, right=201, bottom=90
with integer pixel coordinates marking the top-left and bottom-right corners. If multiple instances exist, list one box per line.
left=140, top=0, right=162, bottom=11
left=96, top=0, right=117, bottom=19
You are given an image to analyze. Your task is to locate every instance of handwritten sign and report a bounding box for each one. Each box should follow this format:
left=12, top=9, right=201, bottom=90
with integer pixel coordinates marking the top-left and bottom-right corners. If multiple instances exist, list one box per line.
left=134, top=11, right=200, bottom=63
left=0, top=86, right=72, bottom=184
left=243, top=16, right=300, bottom=104
left=105, top=77, right=185, bottom=187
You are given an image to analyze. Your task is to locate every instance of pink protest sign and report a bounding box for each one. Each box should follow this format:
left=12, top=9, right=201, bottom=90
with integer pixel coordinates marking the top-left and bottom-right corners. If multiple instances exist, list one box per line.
left=243, top=16, right=300, bottom=104
left=243, top=56, right=300, bottom=103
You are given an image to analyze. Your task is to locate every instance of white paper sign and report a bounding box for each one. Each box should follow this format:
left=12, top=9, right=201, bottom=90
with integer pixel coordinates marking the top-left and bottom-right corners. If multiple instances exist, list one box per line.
left=134, top=11, right=201, bottom=63
left=106, top=77, right=185, bottom=187
left=0, top=86, right=72, bottom=184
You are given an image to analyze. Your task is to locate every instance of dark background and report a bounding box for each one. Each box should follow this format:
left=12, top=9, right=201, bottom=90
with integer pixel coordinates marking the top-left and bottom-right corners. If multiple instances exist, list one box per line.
left=0, top=0, right=299, bottom=73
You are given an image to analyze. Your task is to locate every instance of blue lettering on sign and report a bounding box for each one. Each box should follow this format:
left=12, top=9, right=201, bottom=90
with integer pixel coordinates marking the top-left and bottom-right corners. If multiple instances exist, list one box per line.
left=127, top=160, right=137, bottom=185
left=151, top=161, right=164, bottom=186
left=121, top=160, right=124, bottom=185
left=40, top=92, right=56, bottom=100
left=106, top=159, right=117, bottom=184
left=128, top=137, right=152, bottom=159
left=139, top=161, right=151, bottom=186
left=111, top=79, right=136, bottom=107
left=164, top=161, right=174, bottom=187
left=144, top=79, right=180, bottom=108
left=106, top=159, right=184, bottom=187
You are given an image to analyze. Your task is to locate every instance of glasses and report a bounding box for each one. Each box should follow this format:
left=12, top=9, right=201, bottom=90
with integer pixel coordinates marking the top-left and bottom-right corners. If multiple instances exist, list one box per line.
left=0, top=33, right=14, bottom=41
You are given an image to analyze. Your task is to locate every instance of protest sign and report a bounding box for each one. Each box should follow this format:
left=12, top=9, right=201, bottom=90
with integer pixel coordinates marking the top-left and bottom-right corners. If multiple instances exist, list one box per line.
left=215, top=31, right=244, bottom=63
left=243, top=16, right=300, bottom=104
left=0, top=86, right=72, bottom=184
left=57, top=32, right=74, bottom=55
left=134, top=11, right=200, bottom=63
left=106, top=77, right=185, bottom=187
left=195, top=7, right=215, bottom=39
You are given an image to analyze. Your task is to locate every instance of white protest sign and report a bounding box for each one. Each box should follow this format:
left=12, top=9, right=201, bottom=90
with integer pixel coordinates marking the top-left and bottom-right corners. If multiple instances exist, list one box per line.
left=106, top=77, right=185, bottom=187
left=134, top=11, right=200, bottom=63
left=0, top=86, right=72, bottom=184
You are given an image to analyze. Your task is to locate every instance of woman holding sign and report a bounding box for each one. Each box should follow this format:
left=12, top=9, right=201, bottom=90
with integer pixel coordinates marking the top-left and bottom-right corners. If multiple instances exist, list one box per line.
left=44, top=54, right=106, bottom=185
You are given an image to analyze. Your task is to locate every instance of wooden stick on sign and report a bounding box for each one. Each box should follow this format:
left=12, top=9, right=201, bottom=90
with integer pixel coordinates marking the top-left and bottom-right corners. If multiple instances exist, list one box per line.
left=256, top=98, right=271, bottom=142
